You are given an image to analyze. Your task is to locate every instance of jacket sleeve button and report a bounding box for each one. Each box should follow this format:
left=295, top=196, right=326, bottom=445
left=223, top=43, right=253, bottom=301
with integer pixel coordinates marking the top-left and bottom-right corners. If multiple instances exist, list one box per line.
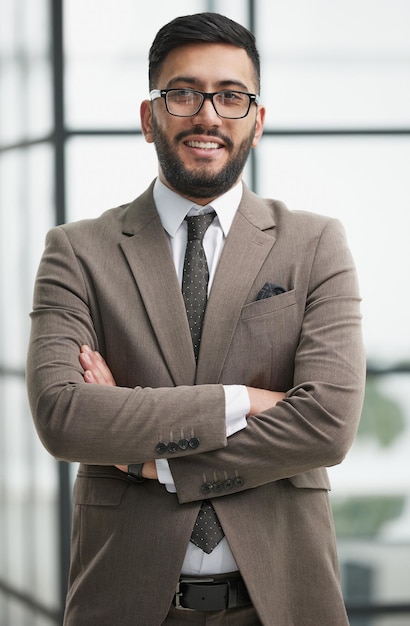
left=214, top=481, right=222, bottom=493
left=223, top=479, right=233, bottom=490
left=188, top=437, right=200, bottom=449
left=201, top=482, right=213, bottom=494
left=178, top=438, right=189, bottom=450
left=156, top=442, right=167, bottom=454
left=234, top=476, right=245, bottom=487
left=167, top=442, right=178, bottom=453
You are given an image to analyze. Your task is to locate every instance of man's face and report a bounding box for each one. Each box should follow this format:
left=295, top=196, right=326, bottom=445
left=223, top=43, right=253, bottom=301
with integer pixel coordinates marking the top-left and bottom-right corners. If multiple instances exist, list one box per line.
left=141, top=43, right=265, bottom=205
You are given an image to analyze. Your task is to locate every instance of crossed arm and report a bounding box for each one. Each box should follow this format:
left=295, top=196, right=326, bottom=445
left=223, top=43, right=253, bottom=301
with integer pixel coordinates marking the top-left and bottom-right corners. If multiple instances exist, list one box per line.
left=79, top=344, right=285, bottom=480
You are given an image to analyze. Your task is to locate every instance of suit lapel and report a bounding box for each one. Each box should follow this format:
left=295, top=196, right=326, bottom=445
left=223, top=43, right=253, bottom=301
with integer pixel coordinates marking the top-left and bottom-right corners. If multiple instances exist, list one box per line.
left=119, top=183, right=276, bottom=386
left=196, top=187, right=277, bottom=384
left=120, top=188, right=196, bottom=386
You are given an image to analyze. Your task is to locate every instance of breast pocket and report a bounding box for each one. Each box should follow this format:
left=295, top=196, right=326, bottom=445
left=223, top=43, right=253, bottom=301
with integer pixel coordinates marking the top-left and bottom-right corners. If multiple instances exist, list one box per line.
left=242, top=288, right=297, bottom=321
left=241, top=289, right=298, bottom=341
left=221, top=290, right=300, bottom=389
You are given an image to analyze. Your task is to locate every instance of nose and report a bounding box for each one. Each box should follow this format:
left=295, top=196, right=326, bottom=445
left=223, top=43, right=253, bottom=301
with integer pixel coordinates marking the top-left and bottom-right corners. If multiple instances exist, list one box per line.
left=191, top=96, right=222, bottom=125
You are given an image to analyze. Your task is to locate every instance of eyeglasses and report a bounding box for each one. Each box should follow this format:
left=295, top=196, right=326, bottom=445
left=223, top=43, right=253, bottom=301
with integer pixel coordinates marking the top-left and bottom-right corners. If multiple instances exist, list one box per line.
left=149, top=88, right=260, bottom=119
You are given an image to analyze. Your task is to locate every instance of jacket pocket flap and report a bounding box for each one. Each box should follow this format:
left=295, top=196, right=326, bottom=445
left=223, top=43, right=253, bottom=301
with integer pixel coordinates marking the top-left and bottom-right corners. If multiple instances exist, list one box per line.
left=73, top=476, right=129, bottom=506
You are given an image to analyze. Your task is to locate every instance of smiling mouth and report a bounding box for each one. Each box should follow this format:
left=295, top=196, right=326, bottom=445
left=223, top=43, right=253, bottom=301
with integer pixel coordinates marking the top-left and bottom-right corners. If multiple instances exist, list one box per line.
left=185, top=140, right=222, bottom=150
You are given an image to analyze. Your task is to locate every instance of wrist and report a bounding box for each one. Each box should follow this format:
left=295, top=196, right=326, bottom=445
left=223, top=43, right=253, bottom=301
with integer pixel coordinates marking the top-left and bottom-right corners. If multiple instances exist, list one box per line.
left=127, top=463, right=145, bottom=483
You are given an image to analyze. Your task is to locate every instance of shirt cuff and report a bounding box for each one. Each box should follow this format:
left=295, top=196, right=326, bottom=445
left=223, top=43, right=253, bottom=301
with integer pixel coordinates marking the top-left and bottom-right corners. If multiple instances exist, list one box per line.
left=155, top=385, right=249, bottom=493
left=224, top=384, right=249, bottom=437
left=155, top=458, right=176, bottom=493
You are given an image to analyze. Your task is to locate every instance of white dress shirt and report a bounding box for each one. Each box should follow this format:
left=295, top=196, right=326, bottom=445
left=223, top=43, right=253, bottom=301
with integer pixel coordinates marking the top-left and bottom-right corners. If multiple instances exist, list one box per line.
left=152, top=177, right=249, bottom=574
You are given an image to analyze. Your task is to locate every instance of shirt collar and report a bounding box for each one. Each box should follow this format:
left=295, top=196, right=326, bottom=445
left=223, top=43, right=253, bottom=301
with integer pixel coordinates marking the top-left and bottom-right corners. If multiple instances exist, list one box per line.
left=153, top=178, right=243, bottom=238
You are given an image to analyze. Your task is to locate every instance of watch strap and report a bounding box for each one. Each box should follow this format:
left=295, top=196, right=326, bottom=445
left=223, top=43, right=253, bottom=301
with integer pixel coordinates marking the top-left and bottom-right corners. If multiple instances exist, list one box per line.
left=127, top=463, right=145, bottom=483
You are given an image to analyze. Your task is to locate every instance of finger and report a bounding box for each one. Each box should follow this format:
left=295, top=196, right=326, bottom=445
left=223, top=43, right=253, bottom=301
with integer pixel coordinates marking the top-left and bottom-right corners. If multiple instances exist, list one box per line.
left=80, top=346, right=116, bottom=386
left=83, top=370, right=97, bottom=384
left=80, top=351, right=104, bottom=381
left=93, top=356, right=116, bottom=386
left=82, top=355, right=115, bottom=386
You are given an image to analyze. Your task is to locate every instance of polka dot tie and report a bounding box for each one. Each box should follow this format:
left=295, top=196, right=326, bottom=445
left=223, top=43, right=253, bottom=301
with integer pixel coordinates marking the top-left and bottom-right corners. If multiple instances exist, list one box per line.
left=190, top=499, right=225, bottom=554
left=182, top=211, right=224, bottom=553
left=182, top=211, right=216, bottom=361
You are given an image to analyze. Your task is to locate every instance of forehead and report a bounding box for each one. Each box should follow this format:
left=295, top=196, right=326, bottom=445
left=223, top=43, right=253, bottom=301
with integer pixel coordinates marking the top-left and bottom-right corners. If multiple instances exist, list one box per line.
left=156, top=42, right=257, bottom=91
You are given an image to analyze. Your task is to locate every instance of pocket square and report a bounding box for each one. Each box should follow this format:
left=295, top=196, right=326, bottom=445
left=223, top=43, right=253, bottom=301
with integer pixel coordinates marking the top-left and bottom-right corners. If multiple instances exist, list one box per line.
left=256, top=282, right=287, bottom=300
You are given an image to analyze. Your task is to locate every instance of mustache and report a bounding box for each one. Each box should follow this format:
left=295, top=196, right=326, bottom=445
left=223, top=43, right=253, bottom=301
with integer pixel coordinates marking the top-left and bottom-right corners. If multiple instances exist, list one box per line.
left=174, top=127, right=234, bottom=150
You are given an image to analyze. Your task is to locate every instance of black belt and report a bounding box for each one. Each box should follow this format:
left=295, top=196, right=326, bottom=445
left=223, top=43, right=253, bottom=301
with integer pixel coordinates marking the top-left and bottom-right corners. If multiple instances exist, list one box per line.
left=174, top=575, right=251, bottom=611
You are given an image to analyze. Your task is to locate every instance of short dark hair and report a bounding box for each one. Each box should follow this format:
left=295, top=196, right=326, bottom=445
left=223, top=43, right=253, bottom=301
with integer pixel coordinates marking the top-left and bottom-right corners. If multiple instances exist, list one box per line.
left=148, top=12, right=260, bottom=92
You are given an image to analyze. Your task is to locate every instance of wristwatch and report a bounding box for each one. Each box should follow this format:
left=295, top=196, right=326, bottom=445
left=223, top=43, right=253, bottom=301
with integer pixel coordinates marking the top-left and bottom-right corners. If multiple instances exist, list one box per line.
left=127, top=464, right=145, bottom=483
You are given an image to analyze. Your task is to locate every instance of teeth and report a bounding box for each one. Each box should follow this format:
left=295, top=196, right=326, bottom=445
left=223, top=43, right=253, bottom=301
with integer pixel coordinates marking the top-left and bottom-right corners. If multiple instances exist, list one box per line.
left=186, top=140, right=220, bottom=149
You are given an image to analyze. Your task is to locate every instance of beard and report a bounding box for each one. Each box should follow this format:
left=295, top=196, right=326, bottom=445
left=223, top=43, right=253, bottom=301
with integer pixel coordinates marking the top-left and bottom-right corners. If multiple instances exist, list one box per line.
left=151, top=116, right=256, bottom=200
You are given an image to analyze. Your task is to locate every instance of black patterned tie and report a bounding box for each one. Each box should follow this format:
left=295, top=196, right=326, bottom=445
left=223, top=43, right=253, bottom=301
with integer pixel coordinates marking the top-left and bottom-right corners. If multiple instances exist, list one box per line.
left=190, top=500, right=224, bottom=554
left=182, top=211, right=216, bottom=361
left=182, top=211, right=224, bottom=553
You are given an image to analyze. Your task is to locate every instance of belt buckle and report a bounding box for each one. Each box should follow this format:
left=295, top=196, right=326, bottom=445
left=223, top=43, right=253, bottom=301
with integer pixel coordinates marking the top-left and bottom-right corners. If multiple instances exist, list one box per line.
left=175, top=577, right=214, bottom=611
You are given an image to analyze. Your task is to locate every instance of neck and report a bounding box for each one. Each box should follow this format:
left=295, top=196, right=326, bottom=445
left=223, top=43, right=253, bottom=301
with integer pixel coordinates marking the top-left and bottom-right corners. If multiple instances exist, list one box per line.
left=158, top=172, right=242, bottom=206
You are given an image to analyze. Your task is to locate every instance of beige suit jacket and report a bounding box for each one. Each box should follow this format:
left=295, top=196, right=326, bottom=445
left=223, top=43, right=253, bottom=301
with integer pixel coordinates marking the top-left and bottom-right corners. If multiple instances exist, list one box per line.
left=26, top=181, right=366, bottom=625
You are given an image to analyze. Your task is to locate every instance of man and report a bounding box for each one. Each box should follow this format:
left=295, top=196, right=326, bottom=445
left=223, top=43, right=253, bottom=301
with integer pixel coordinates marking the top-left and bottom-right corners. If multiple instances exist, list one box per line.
left=26, top=12, right=366, bottom=626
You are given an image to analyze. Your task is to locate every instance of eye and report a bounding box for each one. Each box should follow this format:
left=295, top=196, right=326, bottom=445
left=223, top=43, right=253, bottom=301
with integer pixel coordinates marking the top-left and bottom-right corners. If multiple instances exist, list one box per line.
left=168, top=89, right=197, bottom=102
left=216, top=91, right=247, bottom=106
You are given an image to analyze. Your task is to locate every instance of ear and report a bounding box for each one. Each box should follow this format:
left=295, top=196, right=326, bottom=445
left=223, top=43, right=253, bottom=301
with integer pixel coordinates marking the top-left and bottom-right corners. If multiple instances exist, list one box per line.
left=251, top=105, right=265, bottom=148
left=140, top=100, right=154, bottom=143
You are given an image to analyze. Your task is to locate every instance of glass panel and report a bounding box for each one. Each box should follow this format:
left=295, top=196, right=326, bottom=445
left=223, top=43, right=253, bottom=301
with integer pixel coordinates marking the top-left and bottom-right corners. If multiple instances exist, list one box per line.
left=0, top=377, right=59, bottom=622
left=64, top=0, right=210, bottom=129
left=0, top=145, right=54, bottom=368
left=341, top=541, right=410, bottom=606
left=349, top=616, right=410, bottom=626
left=257, top=0, right=410, bottom=128
left=0, top=143, right=57, bottom=621
left=210, top=0, right=249, bottom=24
left=257, top=136, right=410, bottom=362
left=0, top=593, right=58, bottom=626
left=0, top=0, right=52, bottom=144
left=65, top=136, right=157, bottom=221
left=332, top=374, right=410, bottom=607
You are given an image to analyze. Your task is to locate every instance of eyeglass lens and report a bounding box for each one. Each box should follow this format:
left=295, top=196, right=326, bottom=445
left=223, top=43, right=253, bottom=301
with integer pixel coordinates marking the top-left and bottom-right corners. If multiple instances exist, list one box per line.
left=166, top=90, right=251, bottom=118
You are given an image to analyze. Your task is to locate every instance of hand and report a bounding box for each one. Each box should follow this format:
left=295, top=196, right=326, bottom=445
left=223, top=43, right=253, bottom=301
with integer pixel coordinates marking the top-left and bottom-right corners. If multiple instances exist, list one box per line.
left=79, top=345, right=158, bottom=479
left=79, top=345, right=116, bottom=386
left=246, top=387, right=286, bottom=416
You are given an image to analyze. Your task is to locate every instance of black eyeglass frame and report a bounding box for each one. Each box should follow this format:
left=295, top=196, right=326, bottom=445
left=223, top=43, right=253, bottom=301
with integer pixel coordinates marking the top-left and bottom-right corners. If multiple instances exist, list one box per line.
left=149, top=88, right=261, bottom=119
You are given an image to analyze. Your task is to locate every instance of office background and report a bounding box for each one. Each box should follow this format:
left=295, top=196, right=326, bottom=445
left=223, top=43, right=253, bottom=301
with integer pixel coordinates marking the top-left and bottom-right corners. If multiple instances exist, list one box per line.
left=1, top=0, right=409, bottom=623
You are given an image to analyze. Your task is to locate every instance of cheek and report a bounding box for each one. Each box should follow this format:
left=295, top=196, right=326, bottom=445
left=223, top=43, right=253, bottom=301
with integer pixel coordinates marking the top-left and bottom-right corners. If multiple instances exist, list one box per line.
left=153, top=114, right=185, bottom=144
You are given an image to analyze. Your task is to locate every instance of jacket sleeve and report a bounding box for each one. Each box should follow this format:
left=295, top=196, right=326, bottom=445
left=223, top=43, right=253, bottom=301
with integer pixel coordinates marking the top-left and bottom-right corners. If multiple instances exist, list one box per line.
left=26, top=225, right=227, bottom=465
left=169, top=217, right=366, bottom=503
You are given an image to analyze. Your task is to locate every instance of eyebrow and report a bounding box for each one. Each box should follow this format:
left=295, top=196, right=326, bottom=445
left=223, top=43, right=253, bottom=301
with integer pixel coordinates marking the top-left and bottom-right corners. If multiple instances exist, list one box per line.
left=165, top=76, right=251, bottom=92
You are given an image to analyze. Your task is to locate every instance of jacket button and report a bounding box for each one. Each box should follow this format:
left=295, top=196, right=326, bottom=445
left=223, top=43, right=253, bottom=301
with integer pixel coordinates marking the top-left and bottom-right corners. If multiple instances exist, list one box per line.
left=156, top=442, right=167, bottom=454
left=178, top=438, right=189, bottom=450
left=201, top=482, right=213, bottom=494
left=167, top=442, right=178, bottom=453
left=188, top=437, right=200, bottom=449
left=235, top=476, right=245, bottom=487
left=214, top=481, right=222, bottom=493
left=223, top=479, right=233, bottom=490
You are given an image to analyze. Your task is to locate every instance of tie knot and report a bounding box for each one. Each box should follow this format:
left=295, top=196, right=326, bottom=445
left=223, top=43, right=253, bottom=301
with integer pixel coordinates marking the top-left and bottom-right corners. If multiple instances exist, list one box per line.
left=185, top=211, right=216, bottom=242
